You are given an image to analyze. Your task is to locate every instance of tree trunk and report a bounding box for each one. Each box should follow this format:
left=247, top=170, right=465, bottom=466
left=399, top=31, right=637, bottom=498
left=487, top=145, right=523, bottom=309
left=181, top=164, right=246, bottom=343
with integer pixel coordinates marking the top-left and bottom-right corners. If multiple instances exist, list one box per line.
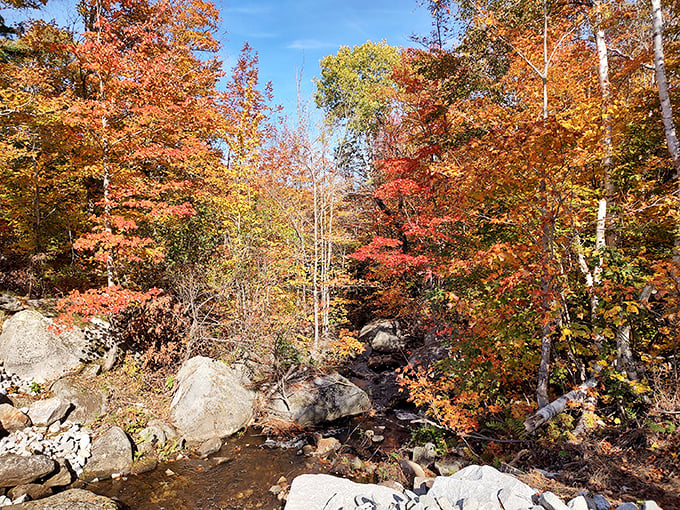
left=32, top=150, right=41, bottom=253
left=651, top=0, right=680, bottom=175
left=103, top=146, right=114, bottom=288
left=525, top=374, right=599, bottom=433
left=651, top=0, right=680, bottom=261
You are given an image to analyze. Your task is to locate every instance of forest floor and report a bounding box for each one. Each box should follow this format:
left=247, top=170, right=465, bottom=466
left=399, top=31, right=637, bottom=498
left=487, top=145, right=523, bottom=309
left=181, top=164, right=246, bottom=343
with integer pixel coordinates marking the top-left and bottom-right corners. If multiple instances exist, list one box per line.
left=513, top=428, right=680, bottom=508
left=84, top=353, right=680, bottom=509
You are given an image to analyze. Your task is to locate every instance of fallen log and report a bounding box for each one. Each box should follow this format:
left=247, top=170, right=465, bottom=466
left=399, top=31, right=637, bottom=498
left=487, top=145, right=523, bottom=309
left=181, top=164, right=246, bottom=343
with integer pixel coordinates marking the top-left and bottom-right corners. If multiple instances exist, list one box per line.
left=524, top=375, right=599, bottom=434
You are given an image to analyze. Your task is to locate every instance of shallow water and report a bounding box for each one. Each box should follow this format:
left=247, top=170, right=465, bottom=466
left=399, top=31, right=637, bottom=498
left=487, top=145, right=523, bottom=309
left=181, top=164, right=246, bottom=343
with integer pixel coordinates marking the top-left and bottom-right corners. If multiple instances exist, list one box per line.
left=85, top=431, right=311, bottom=510
left=84, top=413, right=411, bottom=510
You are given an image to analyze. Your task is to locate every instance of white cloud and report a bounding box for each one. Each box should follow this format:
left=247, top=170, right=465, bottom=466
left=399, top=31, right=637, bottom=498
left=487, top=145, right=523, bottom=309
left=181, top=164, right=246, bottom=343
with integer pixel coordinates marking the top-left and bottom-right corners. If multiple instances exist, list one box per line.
left=286, top=39, right=336, bottom=50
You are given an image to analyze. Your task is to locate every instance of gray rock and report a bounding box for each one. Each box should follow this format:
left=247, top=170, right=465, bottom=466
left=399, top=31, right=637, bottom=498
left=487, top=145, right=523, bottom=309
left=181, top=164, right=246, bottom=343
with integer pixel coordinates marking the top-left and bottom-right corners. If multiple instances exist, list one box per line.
left=593, top=495, right=611, bottom=510
left=81, top=426, right=133, bottom=481
left=0, top=310, right=88, bottom=383
left=400, top=459, right=426, bottom=480
left=8, top=488, right=120, bottom=509
left=50, top=377, right=106, bottom=426
left=413, top=442, right=437, bottom=468
left=419, top=494, right=438, bottom=507
left=0, top=453, right=56, bottom=487
left=500, top=487, right=540, bottom=510
left=615, top=504, right=638, bottom=510
left=170, top=357, right=255, bottom=442
left=147, top=419, right=178, bottom=442
left=8, top=483, right=53, bottom=501
left=359, top=320, right=406, bottom=352
left=285, top=474, right=407, bottom=510
left=196, top=437, right=222, bottom=458
left=43, top=458, right=75, bottom=488
left=413, top=476, right=434, bottom=495
left=435, top=496, right=455, bottom=510
left=268, top=373, right=370, bottom=427
left=641, top=502, right=662, bottom=510
left=428, top=465, right=537, bottom=510
left=138, top=424, right=167, bottom=447
left=27, top=397, right=72, bottom=427
left=539, top=492, right=569, bottom=510
left=568, top=496, right=590, bottom=510
left=0, top=403, right=31, bottom=432
left=435, top=457, right=468, bottom=476
left=0, top=295, right=23, bottom=313
left=459, top=498, right=480, bottom=510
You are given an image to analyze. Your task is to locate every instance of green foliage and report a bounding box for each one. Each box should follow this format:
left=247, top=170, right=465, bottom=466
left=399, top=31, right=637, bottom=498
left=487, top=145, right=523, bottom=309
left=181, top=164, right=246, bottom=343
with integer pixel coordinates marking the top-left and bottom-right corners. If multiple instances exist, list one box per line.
left=273, top=333, right=303, bottom=372
left=646, top=420, right=677, bottom=435
left=409, top=424, right=449, bottom=455
left=315, top=40, right=400, bottom=135
left=156, top=439, right=181, bottom=461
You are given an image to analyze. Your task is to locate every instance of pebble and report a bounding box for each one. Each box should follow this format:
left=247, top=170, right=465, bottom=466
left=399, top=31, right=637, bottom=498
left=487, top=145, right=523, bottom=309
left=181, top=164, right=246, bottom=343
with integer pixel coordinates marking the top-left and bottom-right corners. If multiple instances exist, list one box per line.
left=0, top=420, right=92, bottom=474
left=0, top=361, right=40, bottom=395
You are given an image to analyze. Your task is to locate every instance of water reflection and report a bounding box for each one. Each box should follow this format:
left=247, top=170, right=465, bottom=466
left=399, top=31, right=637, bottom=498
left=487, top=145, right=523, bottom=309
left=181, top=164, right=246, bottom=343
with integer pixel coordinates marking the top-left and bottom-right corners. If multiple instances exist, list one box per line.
left=86, top=431, right=309, bottom=510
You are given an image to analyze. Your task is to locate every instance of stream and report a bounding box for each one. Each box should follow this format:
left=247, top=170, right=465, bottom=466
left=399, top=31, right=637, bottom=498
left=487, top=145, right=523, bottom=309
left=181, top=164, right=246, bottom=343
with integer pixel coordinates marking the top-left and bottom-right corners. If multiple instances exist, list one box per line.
left=85, top=430, right=310, bottom=510
left=83, top=413, right=412, bottom=510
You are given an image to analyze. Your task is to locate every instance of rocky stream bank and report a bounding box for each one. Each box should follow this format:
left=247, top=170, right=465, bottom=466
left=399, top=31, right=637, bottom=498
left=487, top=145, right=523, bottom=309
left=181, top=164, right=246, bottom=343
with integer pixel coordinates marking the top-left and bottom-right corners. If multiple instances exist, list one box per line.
left=0, top=297, right=673, bottom=509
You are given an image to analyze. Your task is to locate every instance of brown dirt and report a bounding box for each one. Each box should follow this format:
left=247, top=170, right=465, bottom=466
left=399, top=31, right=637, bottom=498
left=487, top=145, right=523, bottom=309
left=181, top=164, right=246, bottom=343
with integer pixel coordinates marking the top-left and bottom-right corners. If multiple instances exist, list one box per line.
left=511, top=428, right=680, bottom=508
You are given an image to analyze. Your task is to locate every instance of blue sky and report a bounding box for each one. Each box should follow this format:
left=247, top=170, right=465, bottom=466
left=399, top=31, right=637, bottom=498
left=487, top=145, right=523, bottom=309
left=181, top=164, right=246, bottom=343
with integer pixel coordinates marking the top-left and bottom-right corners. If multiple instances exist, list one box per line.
left=218, top=1, right=434, bottom=112
left=2, top=0, right=435, bottom=115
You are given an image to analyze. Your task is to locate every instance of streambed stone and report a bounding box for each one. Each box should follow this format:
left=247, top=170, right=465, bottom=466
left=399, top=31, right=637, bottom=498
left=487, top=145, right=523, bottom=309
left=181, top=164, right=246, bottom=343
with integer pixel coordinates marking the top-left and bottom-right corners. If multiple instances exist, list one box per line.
left=285, top=473, right=407, bottom=510
left=170, top=356, right=255, bottom=442
left=428, top=465, right=537, bottom=510
left=268, top=373, right=370, bottom=427
left=27, top=397, right=72, bottom=427
left=50, top=377, right=106, bottom=426
left=0, top=403, right=31, bottom=432
left=81, top=426, right=132, bottom=481
left=8, top=488, right=120, bottom=509
left=0, top=453, right=56, bottom=487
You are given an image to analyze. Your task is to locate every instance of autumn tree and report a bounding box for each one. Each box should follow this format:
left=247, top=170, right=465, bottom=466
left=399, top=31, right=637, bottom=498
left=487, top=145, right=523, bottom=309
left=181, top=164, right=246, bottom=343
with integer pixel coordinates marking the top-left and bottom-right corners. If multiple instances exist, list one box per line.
left=64, top=0, right=223, bottom=293
left=315, top=41, right=399, bottom=176
left=350, top=0, right=680, bottom=434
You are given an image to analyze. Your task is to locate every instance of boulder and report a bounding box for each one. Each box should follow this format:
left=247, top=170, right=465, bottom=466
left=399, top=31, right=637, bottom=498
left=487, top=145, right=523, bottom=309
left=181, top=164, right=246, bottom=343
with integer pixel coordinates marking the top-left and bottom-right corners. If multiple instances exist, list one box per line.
left=568, top=496, right=589, bottom=510
left=170, top=356, right=255, bottom=442
left=43, top=458, right=75, bottom=488
left=196, top=437, right=222, bottom=458
left=268, top=373, right=370, bottom=427
left=0, top=295, right=23, bottom=313
left=0, top=310, right=87, bottom=383
left=0, top=453, right=56, bottom=487
left=539, top=492, right=569, bottom=510
left=8, top=488, right=120, bottom=509
left=285, top=473, right=407, bottom=510
left=408, top=340, right=450, bottom=369
left=27, top=397, right=72, bottom=427
left=0, top=403, right=31, bottom=432
left=50, top=377, right=106, bottom=426
left=80, top=426, right=133, bottom=481
left=428, top=465, right=538, bottom=510
left=359, top=319, right=406, bottom=353
left=592, top=495, right=612, bottom=510
left=412, top=442, right=437, bottom=468
left=400, top=459, right=426, bottom=483
left=8, top=484, right=53, bottom=502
